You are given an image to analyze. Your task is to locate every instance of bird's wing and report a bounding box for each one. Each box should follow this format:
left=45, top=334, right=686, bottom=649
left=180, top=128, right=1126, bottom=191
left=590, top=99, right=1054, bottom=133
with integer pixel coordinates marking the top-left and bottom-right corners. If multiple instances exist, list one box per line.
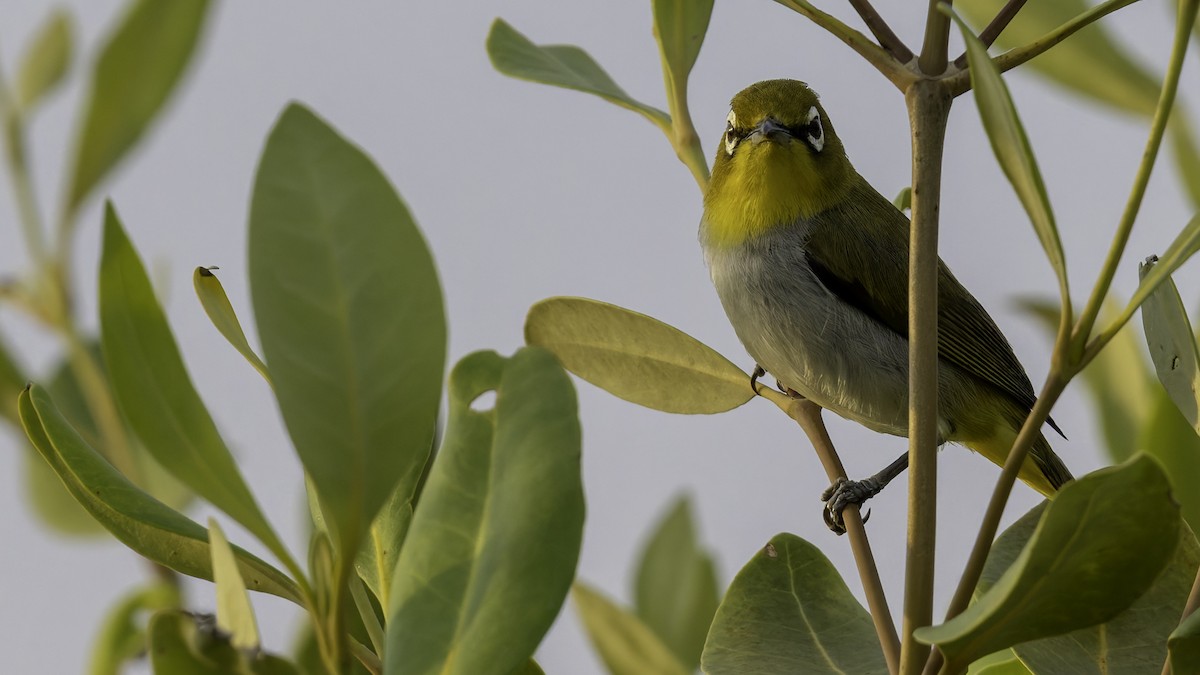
left=802, top=185, right=1053, bottom=430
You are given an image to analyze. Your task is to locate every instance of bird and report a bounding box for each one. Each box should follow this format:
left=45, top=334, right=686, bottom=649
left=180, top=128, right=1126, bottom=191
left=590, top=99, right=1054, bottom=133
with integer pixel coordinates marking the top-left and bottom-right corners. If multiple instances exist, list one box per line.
left=699, top=79, right=1071, bottom=531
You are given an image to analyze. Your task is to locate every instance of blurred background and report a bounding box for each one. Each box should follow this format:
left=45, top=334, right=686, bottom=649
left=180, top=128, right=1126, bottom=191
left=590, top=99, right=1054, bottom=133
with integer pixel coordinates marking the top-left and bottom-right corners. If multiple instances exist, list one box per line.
left=0, top=1, right=1194, bottom=672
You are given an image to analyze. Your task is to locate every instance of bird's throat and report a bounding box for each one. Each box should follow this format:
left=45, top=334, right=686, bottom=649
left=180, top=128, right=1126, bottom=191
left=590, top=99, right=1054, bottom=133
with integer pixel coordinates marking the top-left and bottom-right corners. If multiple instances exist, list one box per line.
left=703, top=147, right=851, bottom=248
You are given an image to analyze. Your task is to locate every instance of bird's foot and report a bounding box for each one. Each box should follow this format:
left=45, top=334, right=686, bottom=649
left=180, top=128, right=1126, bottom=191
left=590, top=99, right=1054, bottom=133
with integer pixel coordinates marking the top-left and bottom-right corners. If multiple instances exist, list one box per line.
left=748, top=365, right=804, bottom=399
left=821, top=477, right=881, bottom=535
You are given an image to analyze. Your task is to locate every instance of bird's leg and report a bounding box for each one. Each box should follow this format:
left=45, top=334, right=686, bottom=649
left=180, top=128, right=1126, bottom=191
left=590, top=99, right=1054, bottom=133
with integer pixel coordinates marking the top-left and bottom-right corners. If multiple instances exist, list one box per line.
left=821, top=452, right=910, bottom=535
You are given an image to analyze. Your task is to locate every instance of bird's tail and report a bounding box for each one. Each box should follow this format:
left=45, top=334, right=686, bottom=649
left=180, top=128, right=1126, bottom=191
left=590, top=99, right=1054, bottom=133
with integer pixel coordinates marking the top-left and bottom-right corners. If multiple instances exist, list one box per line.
left=965, top=425, right=1073, bottom=498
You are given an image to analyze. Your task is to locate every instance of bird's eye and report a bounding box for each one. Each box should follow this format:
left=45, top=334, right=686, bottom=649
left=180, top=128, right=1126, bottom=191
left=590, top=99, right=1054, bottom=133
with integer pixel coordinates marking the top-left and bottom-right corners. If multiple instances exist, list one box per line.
left=724, top=110, right=739, bottom=155
left=805, top=105, right=824, bottom=153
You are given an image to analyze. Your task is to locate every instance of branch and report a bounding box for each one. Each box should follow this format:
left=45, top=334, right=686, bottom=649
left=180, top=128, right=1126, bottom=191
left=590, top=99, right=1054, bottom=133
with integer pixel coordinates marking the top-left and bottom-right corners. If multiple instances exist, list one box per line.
left=924, top=374, right=1068, bottom=675
left=762, top=389, right=901, bottom=675
left=918, top=0, right=952, bottom=75
left=947, top=0, right=1141, bottom=96
left=952, top=0, right=1029, bottom=68
left=774, top=0, right=916, bottom=91
left=900, top=79, right=952, bottom=675
left=849, top=0, right=915, bottom=62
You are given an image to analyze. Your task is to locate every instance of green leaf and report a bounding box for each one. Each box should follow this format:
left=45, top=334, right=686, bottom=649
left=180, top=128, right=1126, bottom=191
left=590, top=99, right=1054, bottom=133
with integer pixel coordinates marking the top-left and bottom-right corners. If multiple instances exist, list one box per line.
left=572, top=581, right=689, bottom=675
left=1136, top=391, right=1200, bottom=533
left=913, top=455, right=1181, bottom=671
left=28, top=343, right=191, bottom=535
left=24, top=448, right=106, bottom=536
left=44, top=341, right=191, bottom=511
left=19, top=384, right=301, bottom=603
left=652, top=0, right=713, bottom=93
left=1139, top=261, right=1200, bottom=431
left=385, top=348, right=584, bottom=675
left=966, top=651, right=1032, bottom=675
left=892, top=186, right=912, bottom=212
left=956, top=0, right=1160, bottom=116
left=950, top=9, right=1067, bottom=288
left=66, top=0, right=211, bottom=216
left=148, top=611, right=234, bottom=675
left=249, top=103, right=445, bottom=566
left=148, top=611, right=300, bottom=675
left=292, top=621, right=372, bottom=675
left=486, top=19, right=671, bottom=133
left=976, top=501, right=1200, bottom=674
left=89, top=582, right=181, bottom=675
left=1169, top=606, right=1200, bottom=674
left=209, top=518, right=261, bottom=651
left=512, top=661, right=545, bottom=675
left=701, top=533, right=887, bottom=675
left=193, top=267, right=270, bottom=384
left=634, top=494, right=719, bottom=669
left=1125, top=215, right=1200, bottom=318
left=355, top=486, right=413, bottom=610
left=526, top=296, right=753, bottom=414
left=100, top=204, right=285, bottom=559
left=1018, top=298, right=1152, bottom=463
left=14, top=8, right=72, bottom=112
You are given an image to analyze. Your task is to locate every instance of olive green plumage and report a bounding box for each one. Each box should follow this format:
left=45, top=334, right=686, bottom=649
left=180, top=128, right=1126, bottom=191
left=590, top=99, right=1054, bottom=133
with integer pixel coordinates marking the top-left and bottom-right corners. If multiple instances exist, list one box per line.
left=701, top=79, right=1071, bottom=496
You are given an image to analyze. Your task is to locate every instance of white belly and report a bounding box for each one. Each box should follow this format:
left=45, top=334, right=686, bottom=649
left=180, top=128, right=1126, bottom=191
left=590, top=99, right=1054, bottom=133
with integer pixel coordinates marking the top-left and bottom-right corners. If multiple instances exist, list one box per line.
left=704, top=229, right=912, bottom=436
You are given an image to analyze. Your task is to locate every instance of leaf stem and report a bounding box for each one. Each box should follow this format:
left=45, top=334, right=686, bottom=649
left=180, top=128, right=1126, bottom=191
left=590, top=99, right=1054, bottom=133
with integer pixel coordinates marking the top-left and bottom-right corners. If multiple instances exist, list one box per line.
left=660, top=66, right=710, bottom=191
left=350, top=574, right=385, bottom=659
left=4, top=119, right=51, bottom=268
left=1070, top=0, right=1198, bottom=363
left=918, top=0, right=952, bottom=75
left=951, top=0, right=1028, bottom=68
left=900, top=78, right=952, bottom=675
left=849, top=0, right=915, bottom=62
left=774, top=0, right=916, bottom=90
left=349, top=635, right=383, bottom=675
left=762, top=389, right=900, bottom=675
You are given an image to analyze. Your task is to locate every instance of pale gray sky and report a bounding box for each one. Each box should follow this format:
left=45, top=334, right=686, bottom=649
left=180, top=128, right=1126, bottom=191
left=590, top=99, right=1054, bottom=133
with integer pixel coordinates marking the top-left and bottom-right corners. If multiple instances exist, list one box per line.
left=0, top=1, right=1193, bottom=673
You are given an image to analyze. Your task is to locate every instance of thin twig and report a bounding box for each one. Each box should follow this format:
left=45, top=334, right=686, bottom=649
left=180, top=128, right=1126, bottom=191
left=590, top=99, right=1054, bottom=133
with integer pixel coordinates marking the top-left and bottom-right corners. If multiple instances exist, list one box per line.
left=849, top=0, right=915, bottom=62
left=928, top=374, right=1067, bottom=675
left=951, top=0, right=1029, bottom=68
left=1070, top=0, right=1197, bottom=364
left=947, top=0, right=1141, bottom=96
left=918, top=0, right=953, bottom=75
left=900, top=79, right=952, bottom=675
left=774, top=0, right=916, bottom=91
left=761, top=389, right=901, bottom=675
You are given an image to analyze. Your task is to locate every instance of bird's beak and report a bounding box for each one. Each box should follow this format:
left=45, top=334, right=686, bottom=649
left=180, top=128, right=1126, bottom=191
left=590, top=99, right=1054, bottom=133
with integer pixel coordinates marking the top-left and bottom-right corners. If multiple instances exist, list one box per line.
left=749, top=117, right=791, bottom=145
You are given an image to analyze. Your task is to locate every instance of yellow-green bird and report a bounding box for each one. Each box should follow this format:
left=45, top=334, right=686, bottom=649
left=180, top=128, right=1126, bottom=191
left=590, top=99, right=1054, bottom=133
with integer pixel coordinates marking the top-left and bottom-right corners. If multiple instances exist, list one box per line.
left=700, top=79, right=1071, bottom=527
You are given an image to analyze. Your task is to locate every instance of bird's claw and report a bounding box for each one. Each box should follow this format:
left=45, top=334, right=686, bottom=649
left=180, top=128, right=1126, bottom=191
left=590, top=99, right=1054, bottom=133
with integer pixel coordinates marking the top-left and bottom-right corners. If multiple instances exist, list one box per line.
left=750, top=365, right=767, bottom=395
left=821, top=477, right=882, bottom=535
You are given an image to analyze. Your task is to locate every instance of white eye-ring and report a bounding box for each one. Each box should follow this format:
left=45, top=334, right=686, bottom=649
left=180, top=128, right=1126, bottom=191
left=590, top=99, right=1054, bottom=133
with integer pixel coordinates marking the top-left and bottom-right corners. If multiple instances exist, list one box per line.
left=724, top=110, right=738, bottom=155
left=805, top=106, right=824, bottom=153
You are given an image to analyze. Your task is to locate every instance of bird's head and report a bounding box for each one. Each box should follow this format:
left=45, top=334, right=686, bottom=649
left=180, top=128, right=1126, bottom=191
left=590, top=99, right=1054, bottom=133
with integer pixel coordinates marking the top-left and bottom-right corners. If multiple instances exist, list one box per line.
left=703, top=80, right=855, bottom=247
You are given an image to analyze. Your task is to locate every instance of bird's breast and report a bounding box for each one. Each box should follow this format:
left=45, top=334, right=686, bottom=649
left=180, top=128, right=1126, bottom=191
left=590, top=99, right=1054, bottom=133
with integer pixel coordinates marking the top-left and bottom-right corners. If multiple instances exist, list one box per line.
left=701, top=222, right=912, bottom=436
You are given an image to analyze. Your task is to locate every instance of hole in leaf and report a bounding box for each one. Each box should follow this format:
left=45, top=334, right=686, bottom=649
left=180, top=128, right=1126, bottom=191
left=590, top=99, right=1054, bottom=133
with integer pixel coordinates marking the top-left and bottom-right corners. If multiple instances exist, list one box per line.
left=469, top=390, right=496, bottom=413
